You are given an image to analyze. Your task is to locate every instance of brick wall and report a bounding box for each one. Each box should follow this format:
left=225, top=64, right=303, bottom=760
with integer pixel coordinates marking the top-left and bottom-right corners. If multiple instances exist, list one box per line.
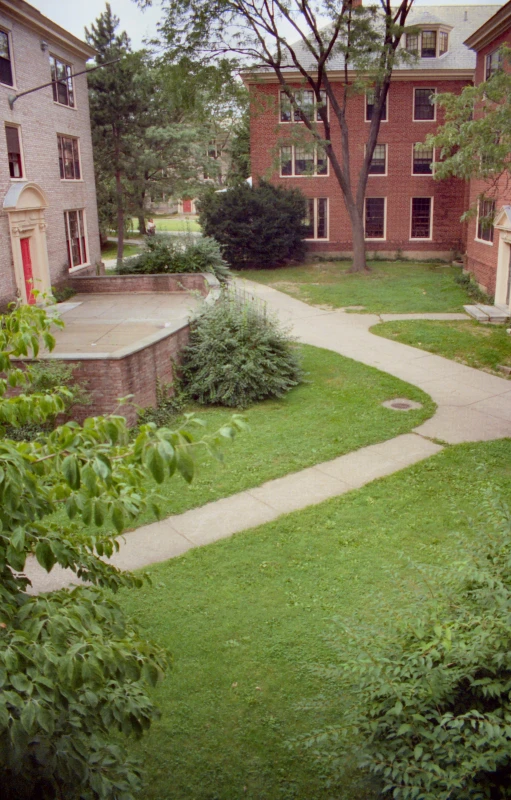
left=0, top=10, right=101, bottom=306
left=249, top=79, right=470, bottom=257
left=68, top=273, right=211, bottom=296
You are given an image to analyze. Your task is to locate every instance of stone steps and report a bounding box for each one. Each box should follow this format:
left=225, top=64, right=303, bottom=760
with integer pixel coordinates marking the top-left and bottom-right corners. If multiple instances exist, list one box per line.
left=464, top=304, right=510, bottom=324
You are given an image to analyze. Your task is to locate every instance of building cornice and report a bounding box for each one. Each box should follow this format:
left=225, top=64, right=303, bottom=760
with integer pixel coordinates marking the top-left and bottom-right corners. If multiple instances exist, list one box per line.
left=464, top=1, right=511, bottom=52
left=242, top=68, right=474, bottom=84
left=0, top=0, right=97, bottom=59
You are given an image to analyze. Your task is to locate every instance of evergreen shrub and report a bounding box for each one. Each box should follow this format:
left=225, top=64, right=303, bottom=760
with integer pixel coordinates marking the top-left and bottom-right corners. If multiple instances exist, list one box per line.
left=303, top=492, right=511, bottom=799
left=117, top=235, right=230, bottom=283
left=198, top=180, right=308, bottom=269
left=181, top=289, right=303, bottom=407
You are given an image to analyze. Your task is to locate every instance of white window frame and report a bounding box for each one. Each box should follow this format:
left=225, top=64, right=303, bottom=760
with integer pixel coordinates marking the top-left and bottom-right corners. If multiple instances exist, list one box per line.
left=413, top=88, right=437, bottom=122
left=280, top=145, right=329, bottom=177
left=0, top=26, right=15, bottom=89
left=304, top=198, right=329, bottom=241
left=5, top=123, right=25, bottom=181
left=367, top=143, right=388, bottom=177
left=57, top=134, right=82, bottom=181
left=438, top=31, right=449, bottom=57
left=475, top=198, right=495, bottom=246
left=279, top=89, right=328, bottom=123
left=365, top=89, right=388, bottom=123
left=64, top=209, right=90, bottom=272
left=411, top=142, right=435, bottom=176
left=364, top=197, right=387, bottom=241
left=410, top=196, right=433, bottom=241
left=50, top=54, right=76, bottom=109
left=485, top=49, right=503, bottom=80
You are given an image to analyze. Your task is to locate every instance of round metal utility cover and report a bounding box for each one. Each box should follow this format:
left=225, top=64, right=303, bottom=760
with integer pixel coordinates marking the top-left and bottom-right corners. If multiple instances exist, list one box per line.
left=382, top=398, right=423, bottom=412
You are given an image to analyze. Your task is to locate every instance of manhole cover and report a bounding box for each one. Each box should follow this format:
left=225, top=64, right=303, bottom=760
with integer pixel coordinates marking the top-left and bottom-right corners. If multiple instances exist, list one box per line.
left=382, top=398, right=423, bottom=412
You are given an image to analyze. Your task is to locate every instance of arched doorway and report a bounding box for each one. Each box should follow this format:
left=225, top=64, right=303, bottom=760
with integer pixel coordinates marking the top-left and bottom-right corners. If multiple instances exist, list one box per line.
left=3, top=182, right=51, bottom=304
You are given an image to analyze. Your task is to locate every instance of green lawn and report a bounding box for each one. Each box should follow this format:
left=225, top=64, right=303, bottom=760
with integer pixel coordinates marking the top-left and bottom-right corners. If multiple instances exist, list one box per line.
left=126, top=344, right=434, bottom=527
left=239, top=260, right=472, bottom=314
left=101, top=243, right=141, bottom=260
left=373, top=319, right=511, bottom=376
left=121, top=438, right=511, bottom=800
left=130, top=217, right=202, bottom=233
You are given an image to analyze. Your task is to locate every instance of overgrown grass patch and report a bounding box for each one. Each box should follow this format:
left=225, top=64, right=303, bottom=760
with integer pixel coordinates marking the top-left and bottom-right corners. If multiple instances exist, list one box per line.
left=373, top=319, right=511, bottom=375
left=122, top=438, right=511, bottom=800
left=239, top=260, right=472, bottom=313
left=130, top=344, right=434, bottom=524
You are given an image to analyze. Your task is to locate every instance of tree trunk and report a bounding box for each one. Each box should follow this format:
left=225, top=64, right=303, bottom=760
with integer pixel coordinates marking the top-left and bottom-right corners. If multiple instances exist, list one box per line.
left=138, top=214, right=146, bottom=236
left=346, top=201, right=368, bottom=273
left=115, top=169, right=124, bottom=270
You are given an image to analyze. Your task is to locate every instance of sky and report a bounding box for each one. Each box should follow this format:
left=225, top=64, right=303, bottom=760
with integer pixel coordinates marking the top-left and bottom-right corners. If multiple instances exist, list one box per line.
left=32, top=0, right=501, bottom=51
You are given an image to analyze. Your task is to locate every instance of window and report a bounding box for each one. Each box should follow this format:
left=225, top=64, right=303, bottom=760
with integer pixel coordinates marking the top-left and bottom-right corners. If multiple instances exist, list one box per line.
left=405, top=33, right=419, bottom=55
left=280, top=145, right=328, bottom=176
left=0, top=30, right=13, bottom=86
left=365, top=197, right=385, bottom=239
left=439, top=31, right=448, bottom=56
left=64, top=210, right=88, bottom=269
left=413, top=143, right=433, bottom=174
left=50, top=56, right=74, bottom=107
left=280, top=89, right=327, bottom=122
left=304, top=198, right=328, bottom=240
left=58, top=135, right=81, bottom=180
left=5, top=125, right=23, bottom=178
left=411, top=197, right=432, bottom=239
left=366, top=88, right=387, bottom=121
left=369, top=144, right=387, bottom=175
left=414, top=88, right=435, bottom=121
left=485, top=49, right=503, bottom=80
left=421, top=31, right=437, bottom=58
left=476, top=199, right=495, bottom=243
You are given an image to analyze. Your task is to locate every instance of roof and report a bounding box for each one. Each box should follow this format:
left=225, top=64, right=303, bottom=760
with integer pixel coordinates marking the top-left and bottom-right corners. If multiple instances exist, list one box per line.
left=0, top=0, right=97, bottom=59
left=464, top=0, right=511, bottom=50
left=257, top=5, right=501, bottom=76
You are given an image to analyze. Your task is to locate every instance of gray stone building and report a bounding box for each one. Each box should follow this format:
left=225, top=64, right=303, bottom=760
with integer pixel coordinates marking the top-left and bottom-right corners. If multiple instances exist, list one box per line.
left=0, top=0, right=101, bottom=307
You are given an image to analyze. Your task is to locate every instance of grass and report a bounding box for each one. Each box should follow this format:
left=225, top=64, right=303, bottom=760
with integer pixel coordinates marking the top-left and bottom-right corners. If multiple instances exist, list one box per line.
left=373, top=319, right=511, bottom=376
left=121, top=438, right=511, bottom=800
left=129, top=217, right=202, bottom=233
left=101, top=243, right=141, bottom=261
left=238, top=260, right=472, bottom=314
left=127, top=344, right=434, bottom=526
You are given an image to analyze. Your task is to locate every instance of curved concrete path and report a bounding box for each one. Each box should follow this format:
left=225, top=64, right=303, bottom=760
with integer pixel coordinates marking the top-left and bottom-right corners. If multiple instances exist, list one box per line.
left=26, top=281, right=511, bottom=593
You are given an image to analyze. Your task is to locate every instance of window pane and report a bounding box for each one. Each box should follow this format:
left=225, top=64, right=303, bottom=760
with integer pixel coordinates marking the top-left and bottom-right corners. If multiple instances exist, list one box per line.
left=411, top=197, right=432, bottom=238
left=294, top=90, right=314, bottom=121
left=73, top=139, right=81, bottom=179
left=51, top=56, right=74, bottom=107
left=421, top=31, right=437, bottom=58
left=486, top=50, right=503, bottom=80
left=303, top=198, right=314, bottom=238
left=281, top=146, right=292, bottom=176
left=294, top=147, right=314, bottom=175
left=365, top=198, right=385, bottom=238
left=0, top=31, right=12, bottom=86
left=316, top=90, right=327, bottom=121
left=6, top=126, right=22, bottom=178
left=369, top=144, right=386, bottom=174
left=366, top=89, right=387, bottom=121
left=477, top=199, right=495, bottom=242
left=414, top=89, right=435, bottom=120
left=406, top=34, right=419, bottom=54
left=65, top=210, right=87, bottom=268
left=280, top=92, right=292, bottom=122
left=317, top=198, right=327, bottom=239
left=316, top=149, right=328, bottom=175
left=413, top=143, right=433, bottom=174
left=439, top=31, right=448, bottom=56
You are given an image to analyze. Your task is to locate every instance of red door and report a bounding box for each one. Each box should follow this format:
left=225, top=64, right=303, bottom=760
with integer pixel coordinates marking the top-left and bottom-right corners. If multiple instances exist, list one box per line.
left=20, top=237, right=35, bottom=304
left=182, top=199, right=192, bottom=214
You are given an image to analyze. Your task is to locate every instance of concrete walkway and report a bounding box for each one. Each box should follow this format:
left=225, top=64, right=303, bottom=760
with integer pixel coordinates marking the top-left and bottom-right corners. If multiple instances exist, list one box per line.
left=26, top=281, right=511, bottom=593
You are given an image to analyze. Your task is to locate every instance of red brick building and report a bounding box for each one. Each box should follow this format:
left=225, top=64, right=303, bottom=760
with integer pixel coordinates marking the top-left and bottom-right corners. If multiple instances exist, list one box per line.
left=464, top=1, right=511, bottom=308
left=246, top=4, right=500, bottom=261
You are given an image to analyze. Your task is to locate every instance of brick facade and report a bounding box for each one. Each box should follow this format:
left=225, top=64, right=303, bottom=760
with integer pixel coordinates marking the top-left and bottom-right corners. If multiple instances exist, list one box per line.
left=249, top=79, right=470, bottom=259
left=0, top=0, right=100, bottom=307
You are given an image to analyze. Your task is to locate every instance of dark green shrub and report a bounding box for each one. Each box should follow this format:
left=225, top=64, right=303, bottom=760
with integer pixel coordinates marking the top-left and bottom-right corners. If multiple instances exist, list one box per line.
left=181, top=289, right=303, bottom=407
left=51, top=285, right=77, bottom=303
left=303, top=493, right=511, bottom=800
left=116, top=235, right=230, bottom=283
left=454, top=270, right=493, bottom=304
left=198, top=180, right=308, bottom=269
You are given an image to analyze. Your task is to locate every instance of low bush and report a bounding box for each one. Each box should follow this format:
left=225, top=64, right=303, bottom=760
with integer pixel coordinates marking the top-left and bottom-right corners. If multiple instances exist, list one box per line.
left=454, top=270, right=493, bottom=304
left=303, top=492, right=511, bottom=799
left=116, top=235, right=230, bottom=284
left=51, top=285, right=77, bottom=303
left=181, top=289, right=303, bottom=408
left=198, top=180, right=308, bottom=269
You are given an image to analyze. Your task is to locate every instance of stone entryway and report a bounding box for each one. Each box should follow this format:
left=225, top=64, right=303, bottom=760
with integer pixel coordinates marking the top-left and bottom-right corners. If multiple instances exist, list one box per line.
left=3, top=181, right=51, bottom=304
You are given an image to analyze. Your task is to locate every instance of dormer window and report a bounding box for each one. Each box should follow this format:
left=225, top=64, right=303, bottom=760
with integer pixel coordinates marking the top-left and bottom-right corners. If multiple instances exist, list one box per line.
left=405, top=26, right=450, bottom=58
left=439, top=31, right=448, bottom=56
left=421, top=31, right=436, bottom=58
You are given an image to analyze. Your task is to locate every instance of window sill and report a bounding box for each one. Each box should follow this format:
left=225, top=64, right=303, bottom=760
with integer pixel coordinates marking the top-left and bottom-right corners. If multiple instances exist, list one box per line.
left=53, top=101, right=78, bottom=111
left=60, top=179, right=84, bottom=183
left=365, top=119, right=388, bottom=123
left=9, top=177, right=25, bottom=182
left=305, top=238, right=329, bottom=242
left=0, top=81, right=16, bottom=90
left=410, top=237, right=433, bottom=242
left=412, top=172, right=434, bottom=177
left=280, top=174, right=329, bottom=178
left=368, top=173, right=388, bottom=177
left=413, top=118, right=436, bottom=123
left=474, top=237, right=494, bottom=246
left=365, top=237, right=386, bottom=241
left=68, top=262, right=91, bottom=274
